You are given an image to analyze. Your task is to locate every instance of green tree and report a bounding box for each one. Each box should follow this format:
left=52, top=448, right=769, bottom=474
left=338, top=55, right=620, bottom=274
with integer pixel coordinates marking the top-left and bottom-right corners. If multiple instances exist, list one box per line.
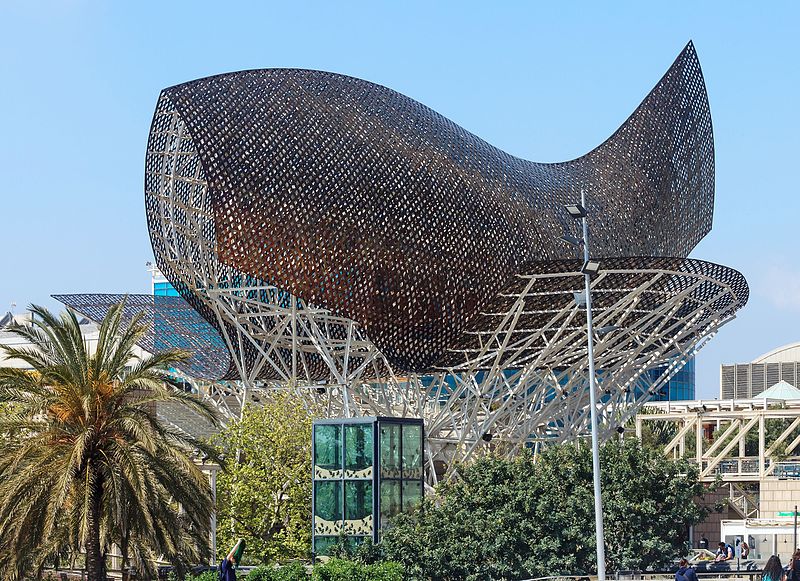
left=0, top=301, right=220, bottom=580
left=214, top=394, right=314, bottom=563
left=381, top=439, right=710, bottom=580
left=634, top=407, right=678, bottom=449
left=743, top=404, right=800, bottom=459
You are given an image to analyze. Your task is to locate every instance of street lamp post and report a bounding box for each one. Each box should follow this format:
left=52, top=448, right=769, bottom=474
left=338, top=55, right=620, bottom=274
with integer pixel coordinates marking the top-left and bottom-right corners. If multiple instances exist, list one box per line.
left=565, top=189, right=607, bottom=580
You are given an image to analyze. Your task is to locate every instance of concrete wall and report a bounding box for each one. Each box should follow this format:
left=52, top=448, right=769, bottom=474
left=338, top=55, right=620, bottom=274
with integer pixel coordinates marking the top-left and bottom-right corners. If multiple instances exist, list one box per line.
left=693, top=488, right=730, bottom=548
left=761, top=479, right=800, bottom=517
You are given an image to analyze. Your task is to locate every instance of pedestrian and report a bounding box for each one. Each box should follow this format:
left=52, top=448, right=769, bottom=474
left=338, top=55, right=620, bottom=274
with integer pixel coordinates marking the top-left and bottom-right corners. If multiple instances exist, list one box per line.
left=787, top=549, right=800, bottom=581
left=700, top=537, right=709, bottom=550
left=675, top=558, right=699, bottom=581
left=762, top=555, right=784, bottom=581
left=740, top=540, right=750, bottom=559
left=716, top=541, right=734, bottom=562
left=220, top=538, right=245, bottom=581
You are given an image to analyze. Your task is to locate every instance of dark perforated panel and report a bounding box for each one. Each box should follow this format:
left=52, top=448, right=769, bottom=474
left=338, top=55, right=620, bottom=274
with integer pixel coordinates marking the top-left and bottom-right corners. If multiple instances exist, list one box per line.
left=145, top=43, right=724, bottom=375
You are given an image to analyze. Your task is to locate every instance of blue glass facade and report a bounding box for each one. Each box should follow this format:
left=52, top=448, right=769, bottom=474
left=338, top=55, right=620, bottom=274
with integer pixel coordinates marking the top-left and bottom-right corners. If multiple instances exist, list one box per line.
left=417, top=356, right=695, bottom=407
left=648, top=357, right=695, bottom=401
left=153, top=281, right=180, bottom=297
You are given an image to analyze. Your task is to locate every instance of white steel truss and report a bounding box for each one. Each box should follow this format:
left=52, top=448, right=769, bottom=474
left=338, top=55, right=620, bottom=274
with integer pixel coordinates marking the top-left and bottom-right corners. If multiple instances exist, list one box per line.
left=143, top=97, right=747, bottom=483
left=166, top=264, right=742, bottom=484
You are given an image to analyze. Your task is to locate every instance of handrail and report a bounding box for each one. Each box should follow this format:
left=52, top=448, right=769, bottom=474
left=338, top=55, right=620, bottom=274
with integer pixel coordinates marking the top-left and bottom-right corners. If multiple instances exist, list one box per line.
left=521, top=570, right=765, bottom=581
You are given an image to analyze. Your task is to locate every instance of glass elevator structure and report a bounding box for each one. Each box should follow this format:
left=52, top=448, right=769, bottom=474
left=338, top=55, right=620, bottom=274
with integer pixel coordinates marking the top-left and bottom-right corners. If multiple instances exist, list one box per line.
left=312, top=417, right=424, bottom=556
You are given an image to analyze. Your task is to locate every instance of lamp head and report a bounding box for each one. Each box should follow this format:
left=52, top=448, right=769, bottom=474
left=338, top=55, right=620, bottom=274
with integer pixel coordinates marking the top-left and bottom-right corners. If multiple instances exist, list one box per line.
left=581, top=260, right=601, bottom=276
left=565, top=203, right=587, bottom=218
left=596, top=324, right=620, bottom=336
left=560, top=233, right=582, bottom=247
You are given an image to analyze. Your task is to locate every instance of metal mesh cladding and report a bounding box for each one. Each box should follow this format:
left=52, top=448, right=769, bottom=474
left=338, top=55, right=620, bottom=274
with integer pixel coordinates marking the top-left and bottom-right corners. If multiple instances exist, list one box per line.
left=145, top=42, right=717, bottom=374
left=452, top=257, right=749, bottom=369
left=52, top=294, right=230, bottom=380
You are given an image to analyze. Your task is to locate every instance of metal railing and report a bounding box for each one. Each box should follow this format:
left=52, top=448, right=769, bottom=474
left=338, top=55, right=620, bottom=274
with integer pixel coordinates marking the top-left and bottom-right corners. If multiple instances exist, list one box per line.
left=775, top=462, right=800, bottom=479
left=522, top=572, right=764, bottom=581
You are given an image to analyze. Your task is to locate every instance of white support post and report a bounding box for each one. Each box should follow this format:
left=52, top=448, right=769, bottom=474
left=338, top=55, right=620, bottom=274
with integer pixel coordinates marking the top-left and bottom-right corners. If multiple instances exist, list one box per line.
left=696, top=413, right=703, bottom=467
left=759, top=414, right=766, bottom=478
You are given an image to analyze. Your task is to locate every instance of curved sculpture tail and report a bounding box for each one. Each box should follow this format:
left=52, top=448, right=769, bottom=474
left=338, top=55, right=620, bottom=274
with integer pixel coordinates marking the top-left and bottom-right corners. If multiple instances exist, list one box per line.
left=573, top=40, right=713, bottom=258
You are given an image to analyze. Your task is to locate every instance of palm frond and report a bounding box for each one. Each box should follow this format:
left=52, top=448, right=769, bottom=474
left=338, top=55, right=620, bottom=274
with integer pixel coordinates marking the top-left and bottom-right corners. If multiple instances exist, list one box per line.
left=0, top=299, right=217, bottom=577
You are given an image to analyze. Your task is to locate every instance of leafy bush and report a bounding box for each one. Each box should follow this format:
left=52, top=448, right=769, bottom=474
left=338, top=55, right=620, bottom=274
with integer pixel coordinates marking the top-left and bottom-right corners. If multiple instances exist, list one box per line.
left=186, top=572, right=218, bottom=581
left=246, top=562, right=308, bottom=580
left=311, top=558, right=403, bottom=581
left=365, top=562, right=404, bottom=581
left=381, top=440, right=712, bottom=579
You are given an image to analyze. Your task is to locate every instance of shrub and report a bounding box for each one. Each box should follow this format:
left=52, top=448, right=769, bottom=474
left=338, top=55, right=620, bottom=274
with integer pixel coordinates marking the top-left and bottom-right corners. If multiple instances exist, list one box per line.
left=185, top=571, right=219, bottom=581
left=246, top=562, right=308, bottom=580
left=311, top=558, right=404, bottom=581
left=365, top=561, right=404, bottom=581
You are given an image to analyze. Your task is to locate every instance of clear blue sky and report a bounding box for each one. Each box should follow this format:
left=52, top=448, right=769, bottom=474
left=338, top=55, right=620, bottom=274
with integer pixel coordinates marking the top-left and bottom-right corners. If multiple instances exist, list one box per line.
left=1, top=1, right=798, bottom=398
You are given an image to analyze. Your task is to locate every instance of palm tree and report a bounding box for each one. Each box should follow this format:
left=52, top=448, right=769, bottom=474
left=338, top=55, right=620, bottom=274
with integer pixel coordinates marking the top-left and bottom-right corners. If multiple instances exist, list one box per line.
left=0, top=300, right=221, bottom=580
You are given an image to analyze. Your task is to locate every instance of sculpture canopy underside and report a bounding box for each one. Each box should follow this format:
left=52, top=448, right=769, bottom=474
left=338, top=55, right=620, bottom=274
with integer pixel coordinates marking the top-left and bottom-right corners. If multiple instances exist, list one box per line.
left=54, top=257, right=747, bottom=476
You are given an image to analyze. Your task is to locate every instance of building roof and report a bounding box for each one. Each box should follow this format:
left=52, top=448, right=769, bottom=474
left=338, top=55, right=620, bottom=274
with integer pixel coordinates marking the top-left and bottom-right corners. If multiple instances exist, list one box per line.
left=52, top=293, right=230, bottom=380
left=753, top=380, right=800, bottom=400
left=752, top=342, right=800, bottom=364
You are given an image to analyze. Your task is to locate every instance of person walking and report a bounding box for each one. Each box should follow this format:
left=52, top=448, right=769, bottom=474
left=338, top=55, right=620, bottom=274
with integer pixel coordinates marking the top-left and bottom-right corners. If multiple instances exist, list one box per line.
left=762, top=555, right=785, bottom=581
left=675, top=558, right=699, bottom=581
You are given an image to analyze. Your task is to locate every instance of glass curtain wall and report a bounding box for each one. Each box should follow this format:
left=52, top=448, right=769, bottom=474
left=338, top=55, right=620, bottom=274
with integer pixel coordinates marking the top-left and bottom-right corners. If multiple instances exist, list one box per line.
left=379, top=421, right=423, bottom=528
left=312, top=418, right=423, bottom=556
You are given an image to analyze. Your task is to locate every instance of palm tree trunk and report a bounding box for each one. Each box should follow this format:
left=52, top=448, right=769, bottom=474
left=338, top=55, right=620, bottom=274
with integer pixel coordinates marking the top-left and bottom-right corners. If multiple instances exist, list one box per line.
left=85, top=476, right=104, bottom=581
left=121, top=527, right=130, bottom=581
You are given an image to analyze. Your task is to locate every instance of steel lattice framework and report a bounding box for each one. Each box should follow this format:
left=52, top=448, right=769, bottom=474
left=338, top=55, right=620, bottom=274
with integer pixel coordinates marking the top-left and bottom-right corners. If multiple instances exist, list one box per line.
left=57, top=42, right=749, bottom=480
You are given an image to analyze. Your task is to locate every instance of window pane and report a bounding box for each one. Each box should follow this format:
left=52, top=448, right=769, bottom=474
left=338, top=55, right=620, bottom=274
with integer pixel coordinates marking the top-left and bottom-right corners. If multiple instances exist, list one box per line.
left=345, top=424, right=373, bottom=477
left=314, top=424, right=342, bottom=478
left=380, top=480, right=402, bottom=528
left=380, top=424, right=401, bottom=478
left=314, top=481, right=342, bottom=535
left=314, top=536, right=337, bottom=557
left=344, top=480, right=373, bottom=535
left=402, top=480, right=423, bottom=511
left=402, top=424, right=423, bottom=479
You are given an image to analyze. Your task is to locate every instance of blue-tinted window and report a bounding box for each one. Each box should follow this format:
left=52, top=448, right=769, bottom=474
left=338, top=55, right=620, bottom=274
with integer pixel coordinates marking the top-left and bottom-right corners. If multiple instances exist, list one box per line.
left=153, top=281, right=180, bottom=297
left=648, top=357, right=695, bottom=401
